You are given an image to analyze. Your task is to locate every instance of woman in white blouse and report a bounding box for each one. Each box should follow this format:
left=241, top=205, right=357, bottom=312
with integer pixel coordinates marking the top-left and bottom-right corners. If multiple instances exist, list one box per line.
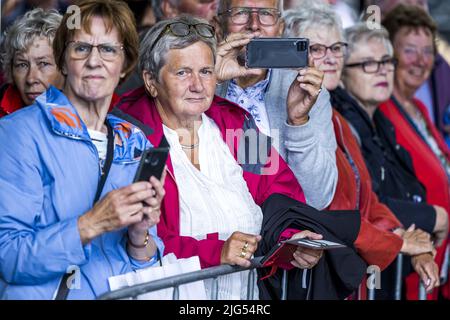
left=118, top=15, right=324, bottom=300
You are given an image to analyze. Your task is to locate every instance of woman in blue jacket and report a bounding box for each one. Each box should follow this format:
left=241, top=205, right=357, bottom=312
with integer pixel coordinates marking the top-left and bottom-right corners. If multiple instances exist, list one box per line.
left=0, top=0, right=165, bottom=299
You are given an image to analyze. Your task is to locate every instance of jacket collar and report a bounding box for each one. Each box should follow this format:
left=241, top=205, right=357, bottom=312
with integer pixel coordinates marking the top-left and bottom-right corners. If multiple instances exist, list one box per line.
left=36, top=86, right=149, bottom=161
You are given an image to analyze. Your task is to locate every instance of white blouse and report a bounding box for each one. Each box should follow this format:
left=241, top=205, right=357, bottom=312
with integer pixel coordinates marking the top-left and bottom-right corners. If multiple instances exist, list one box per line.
left=163, top=113, right=263, bottom=300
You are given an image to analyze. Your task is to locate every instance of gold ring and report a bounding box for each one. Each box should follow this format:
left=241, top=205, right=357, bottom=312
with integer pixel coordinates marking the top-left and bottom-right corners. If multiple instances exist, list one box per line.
left=240, top=249, right=246, bottom=258
left=243, top=241, right=249, bottom=250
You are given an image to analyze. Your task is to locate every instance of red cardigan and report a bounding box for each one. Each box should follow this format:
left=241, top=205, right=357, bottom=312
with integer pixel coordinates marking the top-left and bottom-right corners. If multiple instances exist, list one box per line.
left=328, top=110, right=403, bottom=271
left=379, top=97, right=450, bottom=299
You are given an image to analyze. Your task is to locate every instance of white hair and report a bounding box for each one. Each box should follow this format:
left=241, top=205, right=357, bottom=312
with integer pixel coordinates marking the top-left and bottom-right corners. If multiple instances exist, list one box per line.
left=344, top=22, right=394, bottom=62
left=283, top=2, right=344, bottom=41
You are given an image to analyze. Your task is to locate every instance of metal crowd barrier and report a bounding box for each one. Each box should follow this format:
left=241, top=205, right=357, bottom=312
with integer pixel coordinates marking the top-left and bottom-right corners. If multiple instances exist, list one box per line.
left=99, top=256, right=271, bottom=300
left=367, top=248, right=450, bottom=301
left=100, top=247, right=450, bottom=300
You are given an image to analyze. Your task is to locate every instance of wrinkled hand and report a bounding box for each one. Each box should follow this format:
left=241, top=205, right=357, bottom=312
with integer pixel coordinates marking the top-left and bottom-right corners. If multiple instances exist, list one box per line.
left=221, top=231, right=262, bottom=268
left=78, top=169, right=167, bottom=245
left=411, top=253, right=440, bottom=293
left=400, top=224, right=434, bottom=256
left=128, top=170, right=167, bottom=238
left=286, top=56, right=324, bottom=126
left=290, top=230, right=324, bottom=269
left=215, top=31, right=264, bottom=83
left=433, top=205, right=449, bottom=247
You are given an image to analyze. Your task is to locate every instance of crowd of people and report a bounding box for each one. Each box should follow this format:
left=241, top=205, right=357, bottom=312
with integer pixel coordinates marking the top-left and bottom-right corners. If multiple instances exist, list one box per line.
left=0, top=0, right=449, bottom=300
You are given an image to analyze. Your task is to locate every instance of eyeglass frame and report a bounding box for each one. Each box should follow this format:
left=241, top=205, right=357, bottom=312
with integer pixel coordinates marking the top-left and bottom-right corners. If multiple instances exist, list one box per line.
left=218, top=7, right=282, bottom=26
left=345, top=57, right=398, bottom=74
left=149, top=22, right=216, bottom=53
left=309, top=41, right=348, bottom=59
left=65, top=41, right=124, bottom=61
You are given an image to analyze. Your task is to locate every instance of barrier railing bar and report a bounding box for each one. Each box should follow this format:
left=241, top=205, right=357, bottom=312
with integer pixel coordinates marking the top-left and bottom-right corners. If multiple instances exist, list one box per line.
left=99, top=257, right=263, bottom=300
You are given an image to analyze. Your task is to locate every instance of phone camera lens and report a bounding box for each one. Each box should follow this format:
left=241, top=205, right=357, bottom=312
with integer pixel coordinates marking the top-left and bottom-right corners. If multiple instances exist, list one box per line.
left=151, top=158, right=159, bottom=166
left=296, top=41, right=307, bottom=51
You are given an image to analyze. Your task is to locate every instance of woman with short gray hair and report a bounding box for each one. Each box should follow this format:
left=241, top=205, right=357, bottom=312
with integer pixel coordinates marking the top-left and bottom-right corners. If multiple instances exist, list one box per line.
left=0, top=8, right=64, bottom=117
left=118, top=14, right=325, bottom=300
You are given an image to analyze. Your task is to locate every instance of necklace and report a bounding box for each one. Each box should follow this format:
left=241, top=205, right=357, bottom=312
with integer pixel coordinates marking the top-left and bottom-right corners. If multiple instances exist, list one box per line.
left=180, top=143, right=199, bottom=150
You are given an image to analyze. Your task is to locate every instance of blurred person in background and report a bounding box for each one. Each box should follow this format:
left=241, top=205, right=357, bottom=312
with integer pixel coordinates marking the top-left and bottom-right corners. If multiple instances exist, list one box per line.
left=364, top=0, right=450, bottom=147
left=284, top=5, right=439, bottom=299
left=0, top=8, right=64, bottom=117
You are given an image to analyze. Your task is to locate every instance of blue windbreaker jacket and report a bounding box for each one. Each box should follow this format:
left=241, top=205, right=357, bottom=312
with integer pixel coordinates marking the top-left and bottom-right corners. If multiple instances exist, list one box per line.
left=0, top=86, right=164, bottom=299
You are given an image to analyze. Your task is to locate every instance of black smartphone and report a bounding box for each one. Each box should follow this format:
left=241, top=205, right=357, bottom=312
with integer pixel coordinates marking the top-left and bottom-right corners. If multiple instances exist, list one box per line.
left=133, top=137, right=170, bottom=182
left=245, top=38, right=309, bottom=69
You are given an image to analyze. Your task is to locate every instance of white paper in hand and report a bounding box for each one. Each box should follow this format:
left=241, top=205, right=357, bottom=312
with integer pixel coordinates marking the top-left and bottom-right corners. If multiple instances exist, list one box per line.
left=108, top=253, right=207, bottom=300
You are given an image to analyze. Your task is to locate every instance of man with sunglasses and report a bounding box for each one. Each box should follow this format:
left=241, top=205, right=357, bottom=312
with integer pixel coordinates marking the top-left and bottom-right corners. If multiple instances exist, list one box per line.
left=213, top=0, right=338, bottom=211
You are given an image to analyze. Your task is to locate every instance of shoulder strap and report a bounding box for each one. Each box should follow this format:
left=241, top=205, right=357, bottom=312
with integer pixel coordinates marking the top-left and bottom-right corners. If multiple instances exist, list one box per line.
left=55, top=120, right=114, bottom=300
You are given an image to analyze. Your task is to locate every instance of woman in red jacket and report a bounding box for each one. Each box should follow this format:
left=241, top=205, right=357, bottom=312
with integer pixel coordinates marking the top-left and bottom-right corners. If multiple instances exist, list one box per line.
left=117, top=15, right=329, bottom=300
left=380, top=4, right=450, bottom=298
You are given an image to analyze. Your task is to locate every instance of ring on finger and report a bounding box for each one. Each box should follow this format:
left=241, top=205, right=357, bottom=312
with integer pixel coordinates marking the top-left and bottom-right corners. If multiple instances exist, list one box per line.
left=243, top=241, right=249, bottom=250
left=239, top=249, right=247, bottom=258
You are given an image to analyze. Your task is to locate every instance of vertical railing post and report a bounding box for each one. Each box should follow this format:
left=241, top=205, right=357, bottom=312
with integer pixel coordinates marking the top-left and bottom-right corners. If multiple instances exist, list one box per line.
left=281, top=270, right=288, bottom=300
left=172, top=286, right=179, bottom=300
left=440, top=244, right=450, bottom=285
left=395, top=254, right=403, bottom=300
left=212, top=277, right=219, bottom=300
left=247, top=269, right=255, bottom=300
left=418, top=282, right=427, bottom=300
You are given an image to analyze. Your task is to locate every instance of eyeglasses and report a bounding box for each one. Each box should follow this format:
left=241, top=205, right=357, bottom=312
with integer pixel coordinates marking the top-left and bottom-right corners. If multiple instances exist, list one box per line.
left=401, top=46, right=435, bottom=61
left=309, top=42, right=348, bottom=59
left=150, top=22, right=216, bottom=53
left=66, top=41, right=124, bottom=61
left=345, top=57, right=397, bottom=73
left=219, top=7, right=281, bottom=26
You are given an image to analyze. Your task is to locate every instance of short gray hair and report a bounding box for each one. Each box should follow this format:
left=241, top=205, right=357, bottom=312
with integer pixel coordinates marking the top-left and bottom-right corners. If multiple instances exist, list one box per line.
left=283, top=2, right=344, bottom=41
left=344, top=22, right=394, bottom=62
left=1, top=8, right=62, bottom=83
left=139, top=15, right=217, bottom=80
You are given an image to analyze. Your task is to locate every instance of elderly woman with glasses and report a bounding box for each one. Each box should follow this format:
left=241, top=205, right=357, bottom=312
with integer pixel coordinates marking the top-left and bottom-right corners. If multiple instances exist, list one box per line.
left=378, top=6, right=450, bottom=299
left=0, top=0, right=166, bottom=300
left=117, top=14, right=337, bottom=300
left=0, top=8, right=64, bottom=117
left=284, top=4, right=439, bottom=299
left=334, top=21, right=447, bottom=299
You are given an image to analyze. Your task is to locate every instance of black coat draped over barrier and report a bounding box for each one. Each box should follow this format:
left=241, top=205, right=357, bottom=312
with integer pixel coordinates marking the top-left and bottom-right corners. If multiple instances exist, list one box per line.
left=256, top=193, right=367, bottom=300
